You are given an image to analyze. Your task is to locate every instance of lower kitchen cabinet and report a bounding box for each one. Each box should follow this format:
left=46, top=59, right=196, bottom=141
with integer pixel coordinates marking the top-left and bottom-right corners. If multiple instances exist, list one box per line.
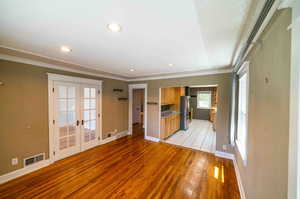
left=160, top=114, right=180, bottom=139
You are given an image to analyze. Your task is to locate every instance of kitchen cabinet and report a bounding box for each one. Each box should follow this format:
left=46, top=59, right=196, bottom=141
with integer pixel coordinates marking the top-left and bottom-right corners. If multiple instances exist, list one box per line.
left=160, top=114, right=180, bottom=139
left=161, top=88, right=176, bottom=105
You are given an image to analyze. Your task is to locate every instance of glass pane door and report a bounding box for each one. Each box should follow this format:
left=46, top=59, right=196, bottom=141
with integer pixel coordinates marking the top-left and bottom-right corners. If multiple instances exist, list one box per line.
left=54, top=82, right=81, bottom=160
left=81, top=85, right=99, bottom=151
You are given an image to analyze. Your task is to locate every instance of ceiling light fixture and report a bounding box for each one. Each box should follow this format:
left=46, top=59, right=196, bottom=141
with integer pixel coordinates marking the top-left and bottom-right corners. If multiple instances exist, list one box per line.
left=129, top=69, right=135, bottom=72
left=61, top=46, right=71, bottom=52
left=107, top=23, right=122, bottom=32
left=169, top=64, right=173, bottom=66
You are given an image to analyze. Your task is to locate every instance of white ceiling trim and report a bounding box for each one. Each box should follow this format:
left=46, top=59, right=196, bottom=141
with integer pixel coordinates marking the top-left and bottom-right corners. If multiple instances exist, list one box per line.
left=127, top=68, right=232, bottom=82
left=0, top=53, right=127, bottom=81
left=0, top=45, right=130, bottom=78
left=0, top=53, right=232, bottom=82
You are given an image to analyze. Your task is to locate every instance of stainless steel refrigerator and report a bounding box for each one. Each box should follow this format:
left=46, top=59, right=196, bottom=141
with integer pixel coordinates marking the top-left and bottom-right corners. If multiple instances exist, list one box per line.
left=180, top=96, right=190, bottom=130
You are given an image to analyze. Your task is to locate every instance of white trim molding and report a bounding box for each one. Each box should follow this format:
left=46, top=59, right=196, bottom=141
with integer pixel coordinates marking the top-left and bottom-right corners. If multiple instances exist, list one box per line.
left=214, top=151, right=246, bottom=199
left=0, top=53, right=127, bottom=81
left=127, top=68, right=232, bottom=81
left=48, top=73, right=103, bottom=162
left=128, top=84, right=148, bottom=138
left=145, top=136, right=160, bottom=142
left=0, top=130, right=129, bottom=184
left=47, top=73, right=102, bottom=85
left=0, top=159, right=51, bottom=184
left=0, top=52, right=232, bottom=82
left=100, top=131, right=129, bottom=145
left=288, top=1, right=300, bottom=199
left=233, top=158, right=247, bottom=199
left=214, top=151, right=235, bottom=160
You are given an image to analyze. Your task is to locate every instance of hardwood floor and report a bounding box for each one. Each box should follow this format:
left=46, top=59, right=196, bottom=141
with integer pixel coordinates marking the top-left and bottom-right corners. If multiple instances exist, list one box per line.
left=164, top=120, right=216, bottom=153
left=0, top=133, right=240, bottom=199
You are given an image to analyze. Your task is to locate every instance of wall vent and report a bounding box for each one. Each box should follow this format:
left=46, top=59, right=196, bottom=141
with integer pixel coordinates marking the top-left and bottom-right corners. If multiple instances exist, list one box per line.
left=24, top=153, right=45, bottom=167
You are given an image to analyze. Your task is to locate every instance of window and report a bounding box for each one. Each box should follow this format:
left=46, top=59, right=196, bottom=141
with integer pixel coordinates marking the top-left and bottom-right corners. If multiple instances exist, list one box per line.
left=197, top=91, right=211, bottom=109
left=236, top=62, right=249, bottom=166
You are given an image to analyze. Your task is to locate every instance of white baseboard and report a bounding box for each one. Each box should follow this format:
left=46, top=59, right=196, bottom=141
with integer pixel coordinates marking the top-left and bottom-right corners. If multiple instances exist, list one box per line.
left=145, top=136, right=160, bottom=142
left=233, top=158, right=246, bottom=199
left=0, top=159, right=51, bottom=184
left=214, top=151, right=235, bottom=160
left=215, top=151, right=246, bottom=199
left=100, top=130, right=129, bottom=145
left=0, top=131, right=130, bottom=185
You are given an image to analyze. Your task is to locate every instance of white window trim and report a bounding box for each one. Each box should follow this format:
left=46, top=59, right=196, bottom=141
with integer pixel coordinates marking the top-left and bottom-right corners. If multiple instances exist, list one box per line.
left=236, top=61, right=250, bottom=166
left=197, top=91, right=212, bottom=109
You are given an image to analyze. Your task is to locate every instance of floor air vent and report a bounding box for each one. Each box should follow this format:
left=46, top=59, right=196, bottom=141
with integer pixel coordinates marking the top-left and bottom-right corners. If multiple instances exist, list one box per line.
left=24, top=153, right=45, bottom=166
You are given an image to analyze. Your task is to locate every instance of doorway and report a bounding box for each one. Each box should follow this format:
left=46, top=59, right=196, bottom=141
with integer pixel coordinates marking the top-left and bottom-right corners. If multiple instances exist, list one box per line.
left=128, top=84, right=147, bottom=139
left=132, top=89, right=145, bottom=137
left=161, top=85, right=218, bottom=153
left=48, top=74, right=102, bottom=162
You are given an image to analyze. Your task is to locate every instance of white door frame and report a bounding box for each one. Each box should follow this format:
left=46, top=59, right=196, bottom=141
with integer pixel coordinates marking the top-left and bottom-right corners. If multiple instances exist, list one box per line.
left=47, top=73, right=102, bottom=163
left=128, top=84, right=148, bottom=138
left=284, top=0, right=300, bottom=198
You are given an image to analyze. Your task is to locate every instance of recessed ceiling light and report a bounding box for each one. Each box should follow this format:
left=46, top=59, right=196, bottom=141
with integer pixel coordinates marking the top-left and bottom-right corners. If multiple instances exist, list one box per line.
left=129, top=69, right=135, bottom=72
left=61, top=46, right=71, bottom=52
left=107, top=23, right=122, bottom=32
left=169, top=64, right=173, bottom=66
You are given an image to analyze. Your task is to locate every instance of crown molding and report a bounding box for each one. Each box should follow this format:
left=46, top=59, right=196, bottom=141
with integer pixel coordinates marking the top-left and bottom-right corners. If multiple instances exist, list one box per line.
left=0, top=53, right=127, bottom=81
left=0, top=45, right=129, bottom=79
left=127, top=68, right=232, bottom=81
left=0, top=52, right=233, bottom=82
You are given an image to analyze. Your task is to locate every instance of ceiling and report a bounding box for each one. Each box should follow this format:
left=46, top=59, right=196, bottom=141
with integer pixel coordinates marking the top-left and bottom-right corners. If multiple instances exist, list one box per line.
left=0, top=0, right=253, bottom=79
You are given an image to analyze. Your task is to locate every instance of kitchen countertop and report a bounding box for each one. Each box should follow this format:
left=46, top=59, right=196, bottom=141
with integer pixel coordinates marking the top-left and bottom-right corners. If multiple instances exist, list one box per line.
left=161, top=111, right=181, bottom=118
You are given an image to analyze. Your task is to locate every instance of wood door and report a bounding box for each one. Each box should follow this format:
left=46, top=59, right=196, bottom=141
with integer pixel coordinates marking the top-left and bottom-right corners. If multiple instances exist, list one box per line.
left=53, top=81, right=81, bottom=161
left=81, top=84, right=100, bottom=151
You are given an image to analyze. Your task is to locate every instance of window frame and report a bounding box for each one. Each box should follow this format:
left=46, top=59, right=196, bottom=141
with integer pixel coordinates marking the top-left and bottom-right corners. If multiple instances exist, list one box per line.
left=236, top=61, right=250, bottom=166
left=197, top=91, right=212, bottom=109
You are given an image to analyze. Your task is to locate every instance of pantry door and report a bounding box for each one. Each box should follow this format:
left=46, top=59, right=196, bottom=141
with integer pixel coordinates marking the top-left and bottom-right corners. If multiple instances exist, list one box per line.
left=53, top=81, right=81, bottom=161
left=80, top=84, right=101, bottom=151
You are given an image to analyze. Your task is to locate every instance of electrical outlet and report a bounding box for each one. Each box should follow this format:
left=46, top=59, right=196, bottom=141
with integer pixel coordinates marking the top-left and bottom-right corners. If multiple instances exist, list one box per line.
left=11, top=158, right=18, bottom=166
left=222, top=145, right=227, bottom=151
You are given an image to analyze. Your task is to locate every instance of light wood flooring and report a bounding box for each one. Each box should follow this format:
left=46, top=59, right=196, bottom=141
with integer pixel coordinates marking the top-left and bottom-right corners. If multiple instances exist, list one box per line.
left=0, top=128, right=239, bottom=199
left=164, top=120, right=216, bottom=153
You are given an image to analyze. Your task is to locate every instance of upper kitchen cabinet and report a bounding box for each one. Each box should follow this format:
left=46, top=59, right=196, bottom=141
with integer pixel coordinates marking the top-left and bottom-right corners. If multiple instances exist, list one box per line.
left=161, top=87, right=185, bottom=106
left=161, top=87, right=175, bottom=105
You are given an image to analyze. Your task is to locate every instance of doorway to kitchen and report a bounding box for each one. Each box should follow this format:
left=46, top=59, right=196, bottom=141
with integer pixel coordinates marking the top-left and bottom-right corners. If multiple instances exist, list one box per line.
left=161, top=85, right=218, bottom=153
left=128, top=84, right=147, bottom=139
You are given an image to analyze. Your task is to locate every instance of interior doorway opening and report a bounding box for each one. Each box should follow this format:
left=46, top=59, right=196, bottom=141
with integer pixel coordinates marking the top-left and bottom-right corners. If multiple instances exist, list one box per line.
left=132, top=89, right=145, bottom=137
left=160, top=85, right=218, bottom=153
left=128, top=84, right=148, bottom=139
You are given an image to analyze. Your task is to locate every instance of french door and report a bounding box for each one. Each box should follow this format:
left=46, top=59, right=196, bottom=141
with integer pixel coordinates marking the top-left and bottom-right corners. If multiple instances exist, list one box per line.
left=81, top=84, right=100, bottom=151
left=53, top=81, right=101, bottom=161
